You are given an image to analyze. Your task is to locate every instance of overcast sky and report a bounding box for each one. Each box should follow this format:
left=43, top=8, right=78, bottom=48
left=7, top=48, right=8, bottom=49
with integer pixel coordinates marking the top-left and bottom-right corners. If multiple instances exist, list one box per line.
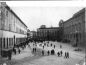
left=6, top=2, right=83, bottom=31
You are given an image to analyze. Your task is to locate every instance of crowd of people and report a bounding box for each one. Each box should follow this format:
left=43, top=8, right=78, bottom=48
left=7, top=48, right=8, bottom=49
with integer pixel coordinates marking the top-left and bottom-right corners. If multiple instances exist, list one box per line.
left=31, top=41, right=70, bottom=59
left=7, top=41, right=70, bottom=60
left=7, top=41, right=29, bottom=60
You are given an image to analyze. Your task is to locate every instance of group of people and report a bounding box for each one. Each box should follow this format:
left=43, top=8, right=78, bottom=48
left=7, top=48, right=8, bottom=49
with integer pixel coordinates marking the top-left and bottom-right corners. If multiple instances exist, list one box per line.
left=13, top=47, right=21, bottom=55
left=64, top=52, right=69, bottom=58
left=57, top=50, right=63, bottom=57
left=31, top=41, right=70, bottom=59
left=32, top=47, right=37, bottom=53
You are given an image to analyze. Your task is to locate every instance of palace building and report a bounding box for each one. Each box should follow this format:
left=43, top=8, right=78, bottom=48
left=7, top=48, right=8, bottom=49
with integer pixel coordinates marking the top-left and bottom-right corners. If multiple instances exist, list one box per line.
left=37, top=25, right=62, bottom=41
left=0, top=2, right=27, bottom=57
left=59, top=8, right=86, bottom=47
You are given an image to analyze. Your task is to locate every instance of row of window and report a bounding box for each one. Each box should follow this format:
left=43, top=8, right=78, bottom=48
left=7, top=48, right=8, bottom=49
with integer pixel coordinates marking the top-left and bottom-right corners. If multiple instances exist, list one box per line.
left=16, top=27, right=26, bottom=34
left=0, top=5, right=27, bottom=35
left=64, top=33, right=82, bottom=42
left=0, top=38, right=13, bottom=49
left=0, top=37, right=26, bottom=49
left=64, top=22, right=82, bottom=34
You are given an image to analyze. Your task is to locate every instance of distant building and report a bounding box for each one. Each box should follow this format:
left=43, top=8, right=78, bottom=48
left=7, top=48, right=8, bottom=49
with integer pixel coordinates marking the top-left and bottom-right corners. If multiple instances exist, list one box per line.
left=27, top=29, right=30, bottom=39
left=30, top=31, right=38, bottom=41
left=60, top=8, right=86, bottom=47
left=0, top=2, right=28, bottom=57
left=37, top=25, right=62, bottom=41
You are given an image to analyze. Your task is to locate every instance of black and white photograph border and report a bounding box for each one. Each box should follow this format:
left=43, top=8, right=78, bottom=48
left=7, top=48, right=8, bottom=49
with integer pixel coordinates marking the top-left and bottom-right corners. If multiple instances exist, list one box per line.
left=0, top=1, right=86, bottom=65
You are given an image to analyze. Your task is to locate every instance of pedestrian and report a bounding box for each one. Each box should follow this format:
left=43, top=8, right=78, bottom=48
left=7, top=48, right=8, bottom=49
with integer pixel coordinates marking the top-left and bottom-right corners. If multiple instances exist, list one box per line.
left=47, top=50, right=50, bottom=55
left=43, top=46, right=44, bottom=49
left=64, top=52, right=67, bottom=58
left=33, top=48, right=34, bottom=53
left=60, top=50, right=63, bottom=56
left=18, top=48, right=21, bottom=54
left=42, top=50, right=44, bottom=56
left=13, top=48, right=16, bottom=55
left=57, top=52, right=60, bottom=57
left=34, top=48, right=36, bottom=53
left=54, top=45, right=55, bottom=49
left=44, top=43, right=46, bottom=46
left=51, top=49, right=55, bottom=55
left=67, top=52, right=69, bottom=58
left=68, top=52, right=69, bottom=58
left=51, top=43, right=52, bottom=47
left=60, top=45, right=62, bottom=48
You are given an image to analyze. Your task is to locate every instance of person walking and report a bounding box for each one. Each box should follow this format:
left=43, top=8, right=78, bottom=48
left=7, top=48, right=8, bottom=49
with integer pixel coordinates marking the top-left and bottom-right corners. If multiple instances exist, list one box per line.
left=18, top=48, right=21, bottom=54
left=51, top=49, right=55, bottom=55
left=60, top=45, right=62, bottom=48
left=43, top=46, right=44, bottom=49
left=60, top=50, right=63, bottom=56
left=54, top=45, right=55, bottom=49
left=47, top=50, right=50, bottom=55
left=64, top=52, right=67, bottom=58
left=13, top=48, right=16, bottom=55
left=67, top=52, right=69, bottom=58
left=57, top=52, right=60, bottom=57
left=51, top=43, right=52, bottom=47
left=42, top=50, right=44, bottom=56
left=32, top=48, right=34, bottom=53
left=34, top=48, right=36, bottom=53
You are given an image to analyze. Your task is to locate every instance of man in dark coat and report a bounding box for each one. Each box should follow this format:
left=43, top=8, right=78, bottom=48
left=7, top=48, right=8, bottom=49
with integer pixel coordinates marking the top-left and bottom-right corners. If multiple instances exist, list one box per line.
left=60, top=45, right=62, bottom=48
left=51, top=49, right=55, bottom=55
left=51, top=43, right=52, bottom=47
left=34, top=48, right=36, bottom=53
left=32, top=48, right=34, bottom=53
left=18, top=48, right=21, bottom=54
left=43, top=46, right=44, bottom=49
left=54, top=45, right=55, bottom=49
left=67, top=52, right=69, bottom=58
left=57, top=52, right=60, bottom=57
left=42, top=50, right=44, bottom=56
left=13, top=48, right=16, bottom=55
left=64, top=52, right=67, bottom=58
left=60, top=50, right=63, bottom=56
left=47, top=50, right=50, bottom=55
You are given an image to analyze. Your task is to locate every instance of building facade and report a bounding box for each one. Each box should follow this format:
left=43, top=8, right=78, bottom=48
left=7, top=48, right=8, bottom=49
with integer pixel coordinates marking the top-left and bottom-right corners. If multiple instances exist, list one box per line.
left=0, top=2, right=27, bottom=57
left=30, top=31, right=38, bottom=41
left=60, top=8, right=86, bottom=47
left=37, top=25, right=62, bottom=41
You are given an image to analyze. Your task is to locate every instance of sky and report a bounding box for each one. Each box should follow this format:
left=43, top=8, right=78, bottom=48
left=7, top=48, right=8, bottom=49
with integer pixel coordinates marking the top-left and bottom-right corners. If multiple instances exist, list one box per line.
left=6, top=2, right=83, bottom=31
